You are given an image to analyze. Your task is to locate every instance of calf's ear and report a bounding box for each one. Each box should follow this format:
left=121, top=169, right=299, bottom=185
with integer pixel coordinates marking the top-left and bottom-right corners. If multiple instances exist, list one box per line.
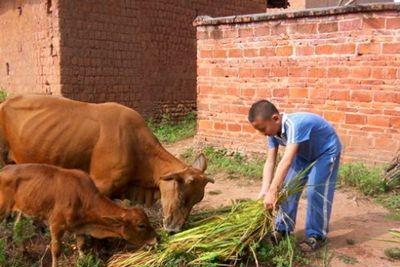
left=192, top=153, right=207, bottom=172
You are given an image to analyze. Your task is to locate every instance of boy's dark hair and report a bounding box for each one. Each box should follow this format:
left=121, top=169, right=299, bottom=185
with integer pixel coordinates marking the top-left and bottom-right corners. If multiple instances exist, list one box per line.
left=248, top=100, right=279, bottom=122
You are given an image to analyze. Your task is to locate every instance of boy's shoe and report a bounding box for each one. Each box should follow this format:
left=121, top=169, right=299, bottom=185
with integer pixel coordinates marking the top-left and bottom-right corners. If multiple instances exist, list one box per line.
left=299, top=236, right=327, bottom=253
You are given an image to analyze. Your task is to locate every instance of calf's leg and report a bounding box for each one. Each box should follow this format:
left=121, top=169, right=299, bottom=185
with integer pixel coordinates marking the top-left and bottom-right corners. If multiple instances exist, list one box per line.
left=49, top=224, right=65, bottom=267
left=76, top=234, right=86, bottom=257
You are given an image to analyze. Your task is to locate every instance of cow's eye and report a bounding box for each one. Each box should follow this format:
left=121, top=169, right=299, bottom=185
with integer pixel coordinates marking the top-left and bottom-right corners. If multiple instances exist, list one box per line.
left=137, top=223, right=146, bottom=230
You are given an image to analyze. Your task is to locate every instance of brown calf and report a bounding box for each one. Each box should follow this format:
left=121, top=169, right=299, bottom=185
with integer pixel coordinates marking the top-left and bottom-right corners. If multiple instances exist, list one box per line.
left=0, top=164, right=157, bottom=267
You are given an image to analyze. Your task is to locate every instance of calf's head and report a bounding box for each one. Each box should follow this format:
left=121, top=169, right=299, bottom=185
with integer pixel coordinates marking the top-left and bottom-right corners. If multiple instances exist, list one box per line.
left=159, top=154, right=214, bottom=233
left=106, top=207, right=157, bottom=248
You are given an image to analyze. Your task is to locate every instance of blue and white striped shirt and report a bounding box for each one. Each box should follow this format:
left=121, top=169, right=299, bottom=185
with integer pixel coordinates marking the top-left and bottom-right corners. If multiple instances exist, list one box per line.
left=268, top=112, right=342, bottom=161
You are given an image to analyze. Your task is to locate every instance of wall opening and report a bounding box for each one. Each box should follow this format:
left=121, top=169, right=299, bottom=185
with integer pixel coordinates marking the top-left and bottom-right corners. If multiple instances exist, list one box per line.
left=5, top=63, right=9, bottom=76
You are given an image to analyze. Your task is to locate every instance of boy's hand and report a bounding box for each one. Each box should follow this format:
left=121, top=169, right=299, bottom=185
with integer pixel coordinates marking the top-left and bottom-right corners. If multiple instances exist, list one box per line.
left=264, top=189, right=278, bottom=211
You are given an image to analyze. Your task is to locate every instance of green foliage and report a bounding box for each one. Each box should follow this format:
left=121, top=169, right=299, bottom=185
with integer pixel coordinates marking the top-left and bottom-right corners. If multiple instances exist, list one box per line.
left=76, top=253, right=103, bottom=267
left=181, top=146, right=264, bottom=179
left=13, top=217, right=36, bottom=244
left=0, top=238, right=7, bottom=266
left=338, top=163, right=386, bottom=196
left=256, top=236, right=309, bottom=267
left=337, top=254, right=358, bottom=264
left=385, top=247, right=400, bottom=260
left=148, top=112, right=196, bottom=143
left=0, top=89, right=7, bottom=101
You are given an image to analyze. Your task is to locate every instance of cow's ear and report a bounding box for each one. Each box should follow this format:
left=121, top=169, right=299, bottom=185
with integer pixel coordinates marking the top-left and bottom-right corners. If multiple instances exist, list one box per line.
left=192, top=153, right=207, bottom=172
left=160, top=173, right=184, bottom=183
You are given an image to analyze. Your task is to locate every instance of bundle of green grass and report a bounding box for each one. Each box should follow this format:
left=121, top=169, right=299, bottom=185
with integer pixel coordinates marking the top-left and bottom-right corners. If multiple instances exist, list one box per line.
left=108, top=167, right=311, bottom=267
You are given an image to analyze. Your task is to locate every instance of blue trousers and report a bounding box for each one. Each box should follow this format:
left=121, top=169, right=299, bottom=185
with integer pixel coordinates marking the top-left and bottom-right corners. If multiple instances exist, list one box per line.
left=275, top=152, right=340, bottom=238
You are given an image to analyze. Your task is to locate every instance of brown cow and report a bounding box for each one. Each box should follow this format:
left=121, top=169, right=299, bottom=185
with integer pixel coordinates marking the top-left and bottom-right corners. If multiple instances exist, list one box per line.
left=0, top=163, right=157, bottom=267
left=0, top=95, right=214, bottom=232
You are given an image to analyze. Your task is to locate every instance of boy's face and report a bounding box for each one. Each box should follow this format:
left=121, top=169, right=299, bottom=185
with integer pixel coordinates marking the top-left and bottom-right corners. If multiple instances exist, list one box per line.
left=251, top=114, right=281, bottom=136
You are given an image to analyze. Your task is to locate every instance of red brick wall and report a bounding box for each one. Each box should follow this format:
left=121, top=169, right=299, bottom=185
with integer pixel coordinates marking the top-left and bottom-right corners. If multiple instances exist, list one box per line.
left=195, top=4, right=400, bottom=163
left=57, top=0, right=266, bottom=119
left=0, top=0, right=61, bottom=95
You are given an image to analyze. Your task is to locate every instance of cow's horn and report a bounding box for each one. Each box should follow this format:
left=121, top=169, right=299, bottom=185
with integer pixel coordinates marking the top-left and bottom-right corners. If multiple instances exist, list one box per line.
left=206, top=177, right=215, bottom=184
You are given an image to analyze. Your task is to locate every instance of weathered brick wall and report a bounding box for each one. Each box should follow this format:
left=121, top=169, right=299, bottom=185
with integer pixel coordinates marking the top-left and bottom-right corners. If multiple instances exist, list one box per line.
left=195, top=4, right=400, bottom=163
left=0, top=0, right=61, bottom=95
left=57, top=0, right=266, bottom=119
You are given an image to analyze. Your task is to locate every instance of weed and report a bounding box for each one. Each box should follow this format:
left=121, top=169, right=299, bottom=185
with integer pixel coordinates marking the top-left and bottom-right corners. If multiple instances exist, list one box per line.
left=13, top=216, right=36, bottom=244
left=0, top=239, right=6, bottom=266
left=337, top=254, right=358, bottom=264
left=148, top=112, right=196, bottom=143
left=180, top=146, right=264, bottom=179
left=385, top=247, right=400, bottom=260
left=76, top=253, right=102, bottom=267
left=338, top=163, right=386, bottom=196
left=0, top=89, right=7, bottom=101
left=257, top=235, right=309, bottom=267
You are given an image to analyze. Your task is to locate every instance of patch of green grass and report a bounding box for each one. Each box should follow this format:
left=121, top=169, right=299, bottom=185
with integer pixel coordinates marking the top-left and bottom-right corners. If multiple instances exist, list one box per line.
left=148, top=112, right=196, bottom=144
left=0, top=89, right=7, bottom=101
left=338, top=163, right=386, bottom=196
left=385, top=247, right=400, bottom=260
left=13, top=216, right=36, bottom=244
left=0, top=238, right=7, bottom=266
left=257, top=236, right=309, bottom=267
left=337, top=253, right=358, bottom=264
left=76, top=253, right=102, bottom=267
left=181, top=146, right=264, bottom=179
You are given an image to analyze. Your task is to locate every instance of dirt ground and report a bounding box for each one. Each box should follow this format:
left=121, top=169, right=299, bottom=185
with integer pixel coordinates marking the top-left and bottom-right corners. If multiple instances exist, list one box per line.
left=166, top=138, right=400, bottom=267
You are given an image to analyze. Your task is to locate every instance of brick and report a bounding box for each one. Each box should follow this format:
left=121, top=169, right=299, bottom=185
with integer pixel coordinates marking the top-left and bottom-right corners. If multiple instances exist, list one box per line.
left=386, top=18, right=400, bottom=29
left=339, top=19, right=362, bottom=31
left=358, top=43, right=381, bottom=55
left=272, top=88, right=288, bottom=97
left=373, top=91, right=397, bottom=102
left=318, top=22, right=338, bottom=33
left=346, top=114, right=367, bottom=125
left=254, top=26, right=270, bottom=36
left=368, top=116, right=391, bottom=127
left=372, top=68, right=397, bottom=79
left=244, top=48, right=259, bottom=57
left=391, top=117, right=400, bottom=128
left=351, top=90, right=372, bottom=102
left=374, top=137, right=397, bottom=150
left=239, top=68, right=253, bottom=78
left=350, top=67, right=371, bottom=79
left=308, top=68, right=327, bottom=78
left=260, top=47, right=275, bottom=56
left=288, top=67, right=307, bottom=77
left=214, top=122, right=226, bottom=130
left=328, top=67, right=349, bottom=78
left=198, top=120, right=213, bottom=129
left=213, top=49, right=226, bottom=58
left=296, top=46, right=314, bottom=56
left=270, top=67, right=288, bottom=77
left=228, top=49, right=242, bottom=57
left=382, top=43, right=400, bottom=54
left=289, top=88, right=308, bottom=98
left=200, top=50, right=212, bottom=58
left=310, top=87, right=328, bottom=99
left=227, top=124, right=241, bottom=132
left=315, top=44, right=334, bottom=55
left=337, top=44, right=356, bottom=54
left=362, top=17, right=386, bottom=30
left=271, top=24, right=287, bottom=35
left=275, top=45, right=293, bottom=56
left=239, top=28, right=253, bottom=38
left=295, top=23, right=317, bottom=34
left=329, top=90, right=349, bottom=100
left=324, top=111, right=344, bottom=123
left=253, top=68, right=269, bottom=77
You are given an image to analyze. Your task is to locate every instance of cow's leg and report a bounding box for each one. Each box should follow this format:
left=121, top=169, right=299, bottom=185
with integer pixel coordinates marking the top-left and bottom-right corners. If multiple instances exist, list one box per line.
left=49, top=223, right=65, bottom=267
left=76, top=234, right=86, bottom=257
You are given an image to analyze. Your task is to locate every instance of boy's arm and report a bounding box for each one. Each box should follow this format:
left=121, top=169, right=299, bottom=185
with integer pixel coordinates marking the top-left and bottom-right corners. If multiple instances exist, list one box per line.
left=257, top=147, right=278, bottom=199
left=264, top=143, right=299, bottom=210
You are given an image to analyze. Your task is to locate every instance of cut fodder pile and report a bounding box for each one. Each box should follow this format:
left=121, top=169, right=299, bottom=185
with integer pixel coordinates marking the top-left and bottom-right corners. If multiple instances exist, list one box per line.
left=108, top=166, right=312, bottom=267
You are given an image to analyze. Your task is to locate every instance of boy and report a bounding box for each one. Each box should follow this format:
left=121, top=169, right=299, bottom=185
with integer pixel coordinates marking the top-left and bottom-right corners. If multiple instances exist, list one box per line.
left=248, top=100, right=341, bottom=252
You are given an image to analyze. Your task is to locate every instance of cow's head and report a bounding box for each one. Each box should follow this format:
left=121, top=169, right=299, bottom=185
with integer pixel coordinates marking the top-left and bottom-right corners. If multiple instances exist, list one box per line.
left=117, top=207, right=158, bottom=248
left=159, top=154, right=213, bottom=233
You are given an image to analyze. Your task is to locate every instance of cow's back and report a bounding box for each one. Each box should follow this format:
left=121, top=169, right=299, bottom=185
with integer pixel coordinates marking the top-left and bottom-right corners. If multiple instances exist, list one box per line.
left=0, top=95, right=136, bottom=171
